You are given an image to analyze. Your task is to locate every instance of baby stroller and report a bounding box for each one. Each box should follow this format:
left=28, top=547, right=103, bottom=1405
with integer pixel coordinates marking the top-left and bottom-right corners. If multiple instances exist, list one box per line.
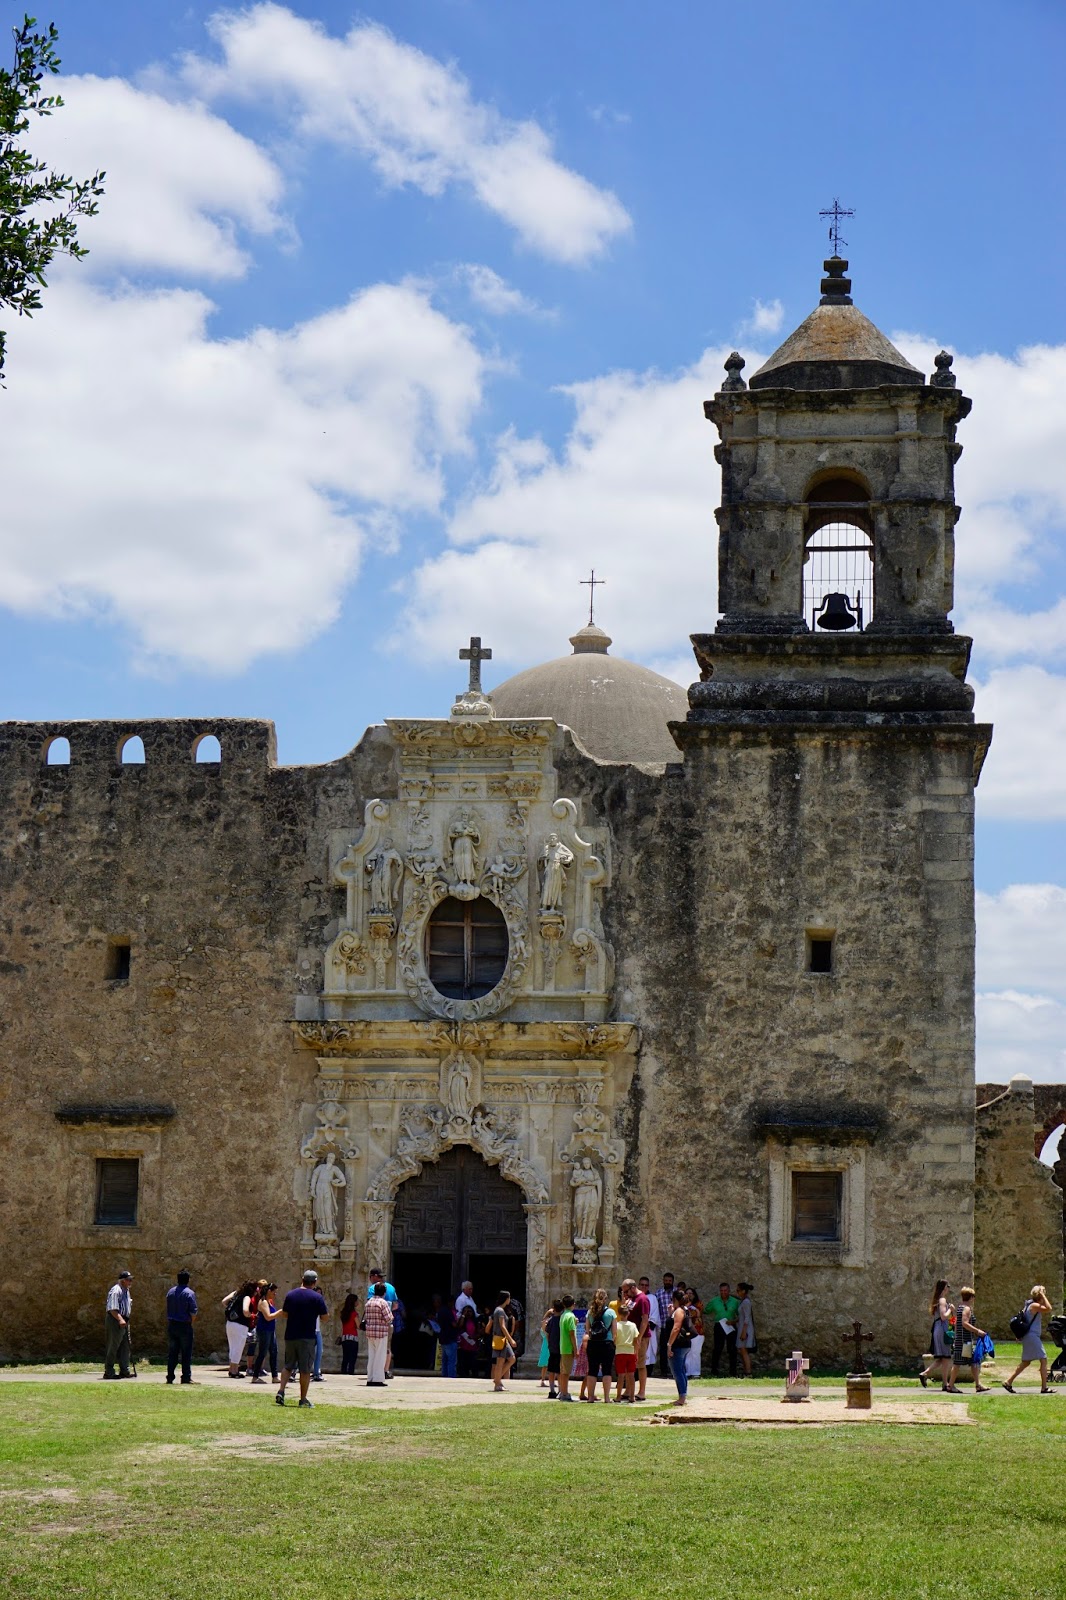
left=1047, top=1315, right=1066, bottom=1383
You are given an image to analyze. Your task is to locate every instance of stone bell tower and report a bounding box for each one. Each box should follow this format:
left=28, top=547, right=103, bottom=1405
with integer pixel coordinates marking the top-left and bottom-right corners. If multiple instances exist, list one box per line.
left=662, top=253, right=993, bottom=1348
left=692, top=254, right=980, bottom=720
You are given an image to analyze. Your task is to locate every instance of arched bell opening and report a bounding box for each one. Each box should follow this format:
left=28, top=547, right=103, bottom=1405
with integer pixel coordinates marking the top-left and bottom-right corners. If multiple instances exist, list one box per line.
left=803, top=475, right=874, bottom=632
left=389, top=1145, right=528, bottom=1371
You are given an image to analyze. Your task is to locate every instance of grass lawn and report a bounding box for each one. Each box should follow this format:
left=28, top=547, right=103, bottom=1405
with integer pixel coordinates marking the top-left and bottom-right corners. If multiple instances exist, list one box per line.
left=3, top=1378, right=1065, bottom=1599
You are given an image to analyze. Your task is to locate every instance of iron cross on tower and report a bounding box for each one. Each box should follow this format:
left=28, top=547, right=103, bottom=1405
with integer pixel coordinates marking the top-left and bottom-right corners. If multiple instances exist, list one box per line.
left=580, top=569, right=605, bottom=626
left=459, top=635, right=492, bottom=695
left=819, top=198, right=855, bottom=256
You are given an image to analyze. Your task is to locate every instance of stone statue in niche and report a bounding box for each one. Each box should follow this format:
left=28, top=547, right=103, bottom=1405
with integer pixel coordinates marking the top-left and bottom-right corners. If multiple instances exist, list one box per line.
left=309, top=1153, right=346, bottom=1241
left=366, top=839, right=403, bottom=913
left=539, top=832, right=574, bottom=912
left=571, top=1157, right=603, bottom=1249
left=448, top=809, right=481, bottom=895
left=485, top=850, right=527, bottom=898
left=444, top=1053, right=475, bottom=1123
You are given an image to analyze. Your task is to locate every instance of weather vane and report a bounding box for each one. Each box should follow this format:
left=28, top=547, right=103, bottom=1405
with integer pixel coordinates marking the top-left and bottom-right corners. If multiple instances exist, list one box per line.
left=819, top=198, right=854, bottom=257
left=580, top=569, right=605, bottom=626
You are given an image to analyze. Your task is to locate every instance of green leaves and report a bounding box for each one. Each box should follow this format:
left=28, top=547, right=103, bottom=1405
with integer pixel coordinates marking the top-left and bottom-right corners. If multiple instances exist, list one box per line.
left=0, top=14, right=105, bottom=383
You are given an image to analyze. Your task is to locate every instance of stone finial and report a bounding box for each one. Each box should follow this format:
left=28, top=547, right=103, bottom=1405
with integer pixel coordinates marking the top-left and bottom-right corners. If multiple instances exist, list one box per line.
left=930, top=349, right=957, bottom=388
left=819, top=257, right=853, bottom=306
left=1009, top=1073, right=1035, bottom=1096
left=721, top=351, right=746, bottom=392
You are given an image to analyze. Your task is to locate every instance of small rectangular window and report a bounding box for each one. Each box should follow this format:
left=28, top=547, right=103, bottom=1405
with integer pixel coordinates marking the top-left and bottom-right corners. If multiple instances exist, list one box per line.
left=94, top=1158, right=139, bottom=1226
left=807, top=934, right=834, bottom=973
left=792, top=1171, right=842, bottom=1240
left=105, top=940, right=131, bottom=982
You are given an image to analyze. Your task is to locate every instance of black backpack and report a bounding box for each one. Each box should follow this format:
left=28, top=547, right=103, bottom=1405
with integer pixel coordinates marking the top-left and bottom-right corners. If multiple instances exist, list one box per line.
left=1008, top=1305, right=1035, bottom=1339
left=673, top=1312, right=693, bottom=1351
left=589, top=1309, right=610, bottom=1341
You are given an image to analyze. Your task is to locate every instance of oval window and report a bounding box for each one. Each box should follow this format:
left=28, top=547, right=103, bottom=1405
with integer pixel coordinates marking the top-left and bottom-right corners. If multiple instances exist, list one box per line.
left=425, top=895, right=508, bottom=1000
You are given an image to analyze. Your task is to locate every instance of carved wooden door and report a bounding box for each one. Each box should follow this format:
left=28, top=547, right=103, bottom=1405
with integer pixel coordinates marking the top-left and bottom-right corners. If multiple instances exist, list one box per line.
left=391, top=1145, right=527, bottom=1272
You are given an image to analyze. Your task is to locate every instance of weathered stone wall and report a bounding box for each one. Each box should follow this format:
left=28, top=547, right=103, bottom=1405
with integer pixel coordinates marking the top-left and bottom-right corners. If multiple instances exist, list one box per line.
left=0, top=705, right=979, bottom=1365
left=975, top=1078, right=1064, bottom=1333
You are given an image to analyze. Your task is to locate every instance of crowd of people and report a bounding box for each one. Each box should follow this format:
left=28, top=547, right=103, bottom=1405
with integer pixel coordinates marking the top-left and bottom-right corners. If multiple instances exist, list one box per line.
left=102, top=1263, right=1060, bottom=1401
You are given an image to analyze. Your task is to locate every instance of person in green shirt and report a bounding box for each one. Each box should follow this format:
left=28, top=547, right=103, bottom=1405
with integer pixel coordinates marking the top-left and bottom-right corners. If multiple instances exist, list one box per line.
left=557, top=1294, right=578, bottom=1401
left=705, top=1282, right=740, bottom=1377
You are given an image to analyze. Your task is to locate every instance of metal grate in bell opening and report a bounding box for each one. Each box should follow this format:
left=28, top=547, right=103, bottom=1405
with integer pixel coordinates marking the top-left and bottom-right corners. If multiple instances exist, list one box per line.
left=803, top=520, right=873, bottom=631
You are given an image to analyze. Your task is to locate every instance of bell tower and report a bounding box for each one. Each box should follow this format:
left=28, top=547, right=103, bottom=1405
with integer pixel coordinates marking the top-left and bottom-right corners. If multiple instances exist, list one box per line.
left=687, top=255, right=983, bottom=726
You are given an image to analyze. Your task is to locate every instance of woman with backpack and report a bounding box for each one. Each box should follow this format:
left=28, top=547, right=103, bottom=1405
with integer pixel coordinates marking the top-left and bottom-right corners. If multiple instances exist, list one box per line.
left=666, top=1288, right=693, bottom=1406
left=1002, top=1284, right=1056, bottom=1394
left=222, top=1280, right=257, bottom=1378
left=580, top=1288, right=616, bottom=1403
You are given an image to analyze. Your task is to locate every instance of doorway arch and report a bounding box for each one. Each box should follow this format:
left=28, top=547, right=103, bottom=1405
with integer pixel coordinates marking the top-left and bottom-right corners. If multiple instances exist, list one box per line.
left=390, top=1146, right=528, bottom=1368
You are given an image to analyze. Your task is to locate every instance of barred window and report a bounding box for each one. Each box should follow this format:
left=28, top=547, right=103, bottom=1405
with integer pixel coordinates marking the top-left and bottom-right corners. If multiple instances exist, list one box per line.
left=791, top=1171, right=842, bottom=1241
left=94, top=1158, right=139, bottom=1226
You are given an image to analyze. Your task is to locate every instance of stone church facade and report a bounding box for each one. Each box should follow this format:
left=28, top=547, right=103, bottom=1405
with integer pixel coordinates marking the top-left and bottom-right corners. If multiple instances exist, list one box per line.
left=4, top=255, right=1044, bottom=1366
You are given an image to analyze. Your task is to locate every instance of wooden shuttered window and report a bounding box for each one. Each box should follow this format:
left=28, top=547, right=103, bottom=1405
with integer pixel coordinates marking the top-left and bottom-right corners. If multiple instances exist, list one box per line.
left=94, top=1158, right=139, bottom=1226
left=791, top=1170, right=842, bottom=1241
left=425, top=896, right=508, bottom=1000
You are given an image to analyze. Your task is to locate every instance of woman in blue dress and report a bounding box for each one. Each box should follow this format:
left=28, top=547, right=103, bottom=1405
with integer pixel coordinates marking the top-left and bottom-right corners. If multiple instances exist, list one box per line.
left=1002, top=1284, right=1055, bottom=1394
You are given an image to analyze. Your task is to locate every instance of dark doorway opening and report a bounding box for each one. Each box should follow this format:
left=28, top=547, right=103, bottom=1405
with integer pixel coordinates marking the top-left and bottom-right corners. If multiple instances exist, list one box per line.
left=391, top=1146, right=527, bottom=1370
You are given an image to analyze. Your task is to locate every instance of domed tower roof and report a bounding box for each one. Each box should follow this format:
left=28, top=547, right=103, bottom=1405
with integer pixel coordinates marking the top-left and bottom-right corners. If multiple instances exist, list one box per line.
left=749, top=257, right=922, bottom=392
left=489, top=623, right=687, bottom=768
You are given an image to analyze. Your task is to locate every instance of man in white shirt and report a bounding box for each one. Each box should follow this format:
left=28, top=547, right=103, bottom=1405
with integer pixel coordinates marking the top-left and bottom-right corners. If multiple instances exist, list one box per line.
left=455, top=1280, right=477, bottom=1318
left=103, top=1270, right=134, bottom=1379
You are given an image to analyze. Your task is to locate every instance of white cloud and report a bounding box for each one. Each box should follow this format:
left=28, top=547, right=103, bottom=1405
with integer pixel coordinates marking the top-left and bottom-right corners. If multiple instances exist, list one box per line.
left=30, top=74, right=285, bottom=278
left=740, top=298, right=784, bottom=337
left=976, top=990, right=1066, bottom=1084
left=974, top=667, right=1066, bottom=820
left=0, top=277, right=484, bottom=671
left=457, top=264, right=548, bottom=318
left=977, top=885, right=1066, bottom=998
left=398, top=350, right=726, bottom=668
left=186, top=5, right=631, bottom=265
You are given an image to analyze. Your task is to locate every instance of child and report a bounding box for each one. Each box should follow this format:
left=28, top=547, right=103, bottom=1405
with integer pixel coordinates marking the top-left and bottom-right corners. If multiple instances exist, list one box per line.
left=538, top=1305, right=553, bottom=1387
left=613, top=1307, right=639, bottom=1402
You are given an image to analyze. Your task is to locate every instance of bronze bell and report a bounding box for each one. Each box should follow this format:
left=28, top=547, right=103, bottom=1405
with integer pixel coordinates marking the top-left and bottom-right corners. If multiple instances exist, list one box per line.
left=815, top=592, right=859, bottom=631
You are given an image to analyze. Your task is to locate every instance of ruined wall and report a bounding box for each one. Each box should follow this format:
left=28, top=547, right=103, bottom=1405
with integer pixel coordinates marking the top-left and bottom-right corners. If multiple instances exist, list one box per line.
left=975, top=1078, right=1063, bottom=1333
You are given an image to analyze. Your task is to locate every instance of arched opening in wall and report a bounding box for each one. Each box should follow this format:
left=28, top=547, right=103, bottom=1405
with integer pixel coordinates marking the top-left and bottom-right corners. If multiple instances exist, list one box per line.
left=1039, top=1125, right=1064, bottom=1167
left=193, top=734, right=222, bottom=763
left=426, top=895, right=508, bottom=1000
left=44, top=736, right=70, bottom=766
left=390, top=1146, right=527, bottom=1371
left=803, top=476, right=873, bottom=632
left=119, top=735, right=145, bottom=765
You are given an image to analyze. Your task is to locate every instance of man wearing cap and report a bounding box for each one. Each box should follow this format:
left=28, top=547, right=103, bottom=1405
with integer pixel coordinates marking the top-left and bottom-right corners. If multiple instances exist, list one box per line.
left=165, top=1270, right=198, bottom=1385
left=103, top=1270, right=134, bottom=1380
left=276, top=1270, right=329, bottom=1408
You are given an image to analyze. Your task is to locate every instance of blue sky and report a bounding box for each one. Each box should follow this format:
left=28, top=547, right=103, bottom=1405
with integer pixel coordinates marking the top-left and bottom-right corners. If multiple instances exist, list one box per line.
left=2, top=1, right=1065, bottom=1084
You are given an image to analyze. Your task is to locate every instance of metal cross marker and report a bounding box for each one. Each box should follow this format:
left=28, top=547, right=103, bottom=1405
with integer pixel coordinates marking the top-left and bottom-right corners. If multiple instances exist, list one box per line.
left=580, top=569, right=605, bottom=625
left=459, top=635, right=492, bottom=695
left=842, top=1319, right=874, bottom=1374
left=819, top=198, right=855, bottom=256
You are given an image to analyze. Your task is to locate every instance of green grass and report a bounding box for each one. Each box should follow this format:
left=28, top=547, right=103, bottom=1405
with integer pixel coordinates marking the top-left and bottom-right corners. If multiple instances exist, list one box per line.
left=2, top=1380, right=1066, bottom=1599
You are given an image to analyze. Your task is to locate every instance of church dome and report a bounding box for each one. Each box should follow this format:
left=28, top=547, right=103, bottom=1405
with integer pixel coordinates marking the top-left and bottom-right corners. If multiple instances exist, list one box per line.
left=489, top=623, right=687, bottom=767
left=749, top=257, right=922, bottom=392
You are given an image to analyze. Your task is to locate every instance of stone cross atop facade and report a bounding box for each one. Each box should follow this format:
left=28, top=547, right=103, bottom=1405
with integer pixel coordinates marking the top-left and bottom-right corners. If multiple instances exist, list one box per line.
left=459, top=636, right=492, bottom=695
left=842, top=1319, right=874, bottom=1373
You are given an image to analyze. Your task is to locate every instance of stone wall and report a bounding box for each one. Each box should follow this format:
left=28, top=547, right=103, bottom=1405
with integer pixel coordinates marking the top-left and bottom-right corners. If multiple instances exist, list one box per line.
left=0, top=704, right=980, bottom=1365
left=975, top=1078, right=1064, bottom=1333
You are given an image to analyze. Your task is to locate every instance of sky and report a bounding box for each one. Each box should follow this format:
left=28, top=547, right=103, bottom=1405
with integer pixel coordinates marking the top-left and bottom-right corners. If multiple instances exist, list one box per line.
left=2, top=1, right=1064, bottom=1088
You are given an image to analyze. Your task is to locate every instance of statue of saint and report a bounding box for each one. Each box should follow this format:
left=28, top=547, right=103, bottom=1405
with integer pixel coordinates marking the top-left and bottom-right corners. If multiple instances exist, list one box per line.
left=449, top=811, right=480, bottom=887
left=570, top=1156, right=602, bottom=1248
left=444, top=1053, right=475, bottom=1123
left=539, top=832, right=574, bottom=912
left=309, top=1153, right=346, bottom=1240
left=366, top=839, right=403, bottom=913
